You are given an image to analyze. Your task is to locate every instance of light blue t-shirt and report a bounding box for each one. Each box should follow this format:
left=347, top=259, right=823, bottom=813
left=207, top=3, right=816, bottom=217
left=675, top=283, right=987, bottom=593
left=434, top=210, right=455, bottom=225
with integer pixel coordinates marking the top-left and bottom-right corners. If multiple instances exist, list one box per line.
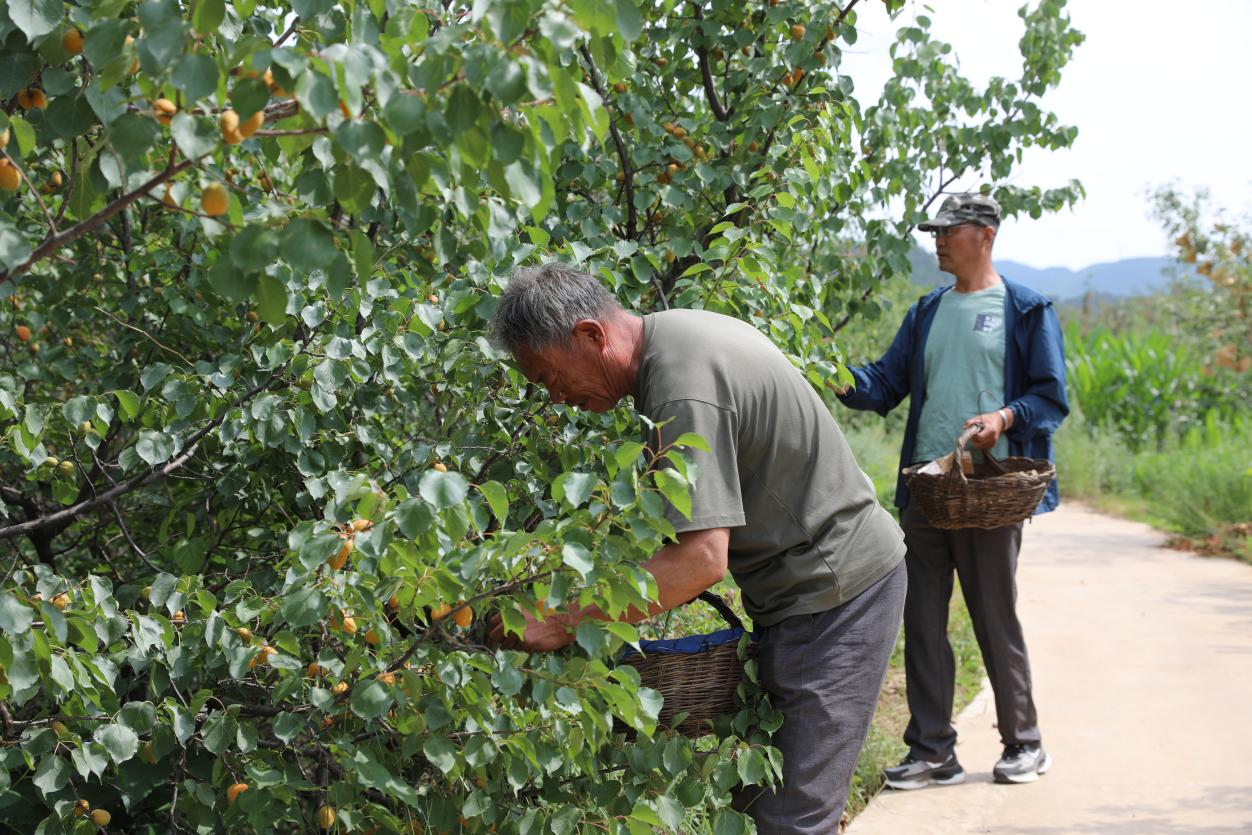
left=914, top=283, right=1009, bottom=463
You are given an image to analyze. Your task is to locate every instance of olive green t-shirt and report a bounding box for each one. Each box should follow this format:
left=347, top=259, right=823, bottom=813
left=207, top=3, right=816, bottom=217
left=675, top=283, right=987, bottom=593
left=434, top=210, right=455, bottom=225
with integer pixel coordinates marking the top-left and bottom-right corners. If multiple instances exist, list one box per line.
left=914, top=283, right=1009, bottom=463
left=635, top=309, right=905, bottom=627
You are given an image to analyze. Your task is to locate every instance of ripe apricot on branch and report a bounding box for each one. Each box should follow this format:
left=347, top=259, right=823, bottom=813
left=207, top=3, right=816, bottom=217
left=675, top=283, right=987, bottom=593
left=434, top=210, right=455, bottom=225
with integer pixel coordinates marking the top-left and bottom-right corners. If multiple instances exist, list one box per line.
left=62, top=28, right=84, bottom=55
left=89, top=809, right=111, bottom=826
left=235, top=626, right=253, bottom=642
left=329, top=537, right=352, bottom=571
left=791, top=23, right=806, bottom=40
left=240, top=110, right=265, bottom=138
left=0, top=161, right=22, bottom=191
left=318, top=805, right=337, bottom=829
left=73, top=799, right=90, bottom=817
left=331, top=681, right=349, bottom=696
left=227, top=782, right=250, bottom=804
left=52, top=593, right=71, bottom=610
left=202, top=183, right=229, bottom=217
left=433, top=461, right=448, bottom=473
left=430, top=602, right=452, bottom=621
left=15, top=325, right=31, bottom=341
left=154, top=98, right=177, bottom=125
left=220, top=110, right=243, bottom=144
left=453, top=604, right=473, bottom=629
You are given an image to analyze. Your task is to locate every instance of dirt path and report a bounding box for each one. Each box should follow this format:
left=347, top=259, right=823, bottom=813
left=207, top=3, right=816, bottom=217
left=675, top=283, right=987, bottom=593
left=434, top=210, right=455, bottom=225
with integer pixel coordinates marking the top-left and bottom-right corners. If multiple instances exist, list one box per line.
left=848, top=504, right=1252, bottom=834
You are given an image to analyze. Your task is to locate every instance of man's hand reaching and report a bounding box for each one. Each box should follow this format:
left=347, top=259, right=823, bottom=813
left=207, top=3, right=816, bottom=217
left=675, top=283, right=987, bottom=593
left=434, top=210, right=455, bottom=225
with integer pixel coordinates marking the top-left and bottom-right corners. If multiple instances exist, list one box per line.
left=488, top=608, right=576, bottom=652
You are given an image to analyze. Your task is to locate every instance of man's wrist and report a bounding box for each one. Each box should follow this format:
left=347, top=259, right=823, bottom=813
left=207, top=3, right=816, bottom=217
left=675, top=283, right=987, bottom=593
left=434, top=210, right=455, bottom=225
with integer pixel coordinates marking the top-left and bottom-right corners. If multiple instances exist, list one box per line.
left=997, top=407, right=1013, bottom=429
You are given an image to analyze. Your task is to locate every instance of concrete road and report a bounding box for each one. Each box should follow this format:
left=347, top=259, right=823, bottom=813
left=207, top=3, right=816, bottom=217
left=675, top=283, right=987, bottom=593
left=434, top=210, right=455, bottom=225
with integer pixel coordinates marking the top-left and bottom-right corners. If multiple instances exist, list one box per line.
left=848, top=504, right=1252, bottom=835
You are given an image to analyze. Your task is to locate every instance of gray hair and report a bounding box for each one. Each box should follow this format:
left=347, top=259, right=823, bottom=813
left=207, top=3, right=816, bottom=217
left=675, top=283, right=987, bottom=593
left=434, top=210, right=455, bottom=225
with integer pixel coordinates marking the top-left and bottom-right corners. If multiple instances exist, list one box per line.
left=490, top=262, right=623, bottom=353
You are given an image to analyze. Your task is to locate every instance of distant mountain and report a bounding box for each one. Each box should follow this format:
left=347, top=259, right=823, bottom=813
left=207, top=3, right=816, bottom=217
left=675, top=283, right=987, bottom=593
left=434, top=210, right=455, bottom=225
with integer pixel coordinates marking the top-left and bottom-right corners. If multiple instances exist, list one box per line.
left=907, top=248, right=1195, bottom=300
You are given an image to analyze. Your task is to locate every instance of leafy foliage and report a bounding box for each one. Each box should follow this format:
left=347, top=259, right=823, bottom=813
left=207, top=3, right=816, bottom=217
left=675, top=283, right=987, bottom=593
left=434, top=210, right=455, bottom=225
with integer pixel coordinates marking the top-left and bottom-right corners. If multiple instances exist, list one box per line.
left=1064, top=188, right=1250, bottom=451
left=0, top=0, right=1081, bottom=830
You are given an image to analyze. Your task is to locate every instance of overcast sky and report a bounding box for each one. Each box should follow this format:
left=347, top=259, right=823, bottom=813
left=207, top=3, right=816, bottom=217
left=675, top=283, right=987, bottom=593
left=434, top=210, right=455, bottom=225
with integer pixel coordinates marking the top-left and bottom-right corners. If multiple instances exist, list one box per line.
left=840, top=0, right=1252, bottom=270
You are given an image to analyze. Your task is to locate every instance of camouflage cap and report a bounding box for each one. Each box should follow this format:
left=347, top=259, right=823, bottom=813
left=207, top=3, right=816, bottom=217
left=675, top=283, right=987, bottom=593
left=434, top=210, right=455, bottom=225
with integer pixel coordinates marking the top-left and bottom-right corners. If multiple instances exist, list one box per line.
left=917, top=193, right=1001, bottom=230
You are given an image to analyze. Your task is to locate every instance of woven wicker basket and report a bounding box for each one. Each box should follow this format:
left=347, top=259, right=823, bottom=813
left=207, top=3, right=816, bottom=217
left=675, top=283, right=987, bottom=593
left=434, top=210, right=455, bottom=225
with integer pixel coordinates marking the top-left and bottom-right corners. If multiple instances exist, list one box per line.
left=618, top=592, right=755, bottom=738
left=903, top=424, right=1055, bottom=530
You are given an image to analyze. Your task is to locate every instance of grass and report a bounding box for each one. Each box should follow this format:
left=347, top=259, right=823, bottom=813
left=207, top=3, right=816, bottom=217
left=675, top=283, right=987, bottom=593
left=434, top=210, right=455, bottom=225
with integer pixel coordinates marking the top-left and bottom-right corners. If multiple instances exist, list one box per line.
left=1054, top=410, right=1252, bottom=563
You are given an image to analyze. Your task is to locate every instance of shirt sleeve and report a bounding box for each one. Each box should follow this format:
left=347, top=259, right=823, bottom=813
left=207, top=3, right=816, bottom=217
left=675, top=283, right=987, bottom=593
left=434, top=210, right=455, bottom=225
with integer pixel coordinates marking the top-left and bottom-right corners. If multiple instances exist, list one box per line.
left=643, top=399, right=746, bottom=535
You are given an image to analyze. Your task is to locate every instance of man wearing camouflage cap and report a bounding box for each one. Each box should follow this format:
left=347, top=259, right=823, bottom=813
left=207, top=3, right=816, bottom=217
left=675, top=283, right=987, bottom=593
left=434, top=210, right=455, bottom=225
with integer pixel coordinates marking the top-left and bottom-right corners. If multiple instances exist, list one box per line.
left=838, top=192, right=1068, bottom=788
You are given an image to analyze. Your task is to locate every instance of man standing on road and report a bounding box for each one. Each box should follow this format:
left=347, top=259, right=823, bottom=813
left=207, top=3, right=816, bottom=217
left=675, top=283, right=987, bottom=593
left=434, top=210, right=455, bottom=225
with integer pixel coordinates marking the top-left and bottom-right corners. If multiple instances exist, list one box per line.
left=488, top=262, right=907, bottom=832
left=838, top=193, right=1068, bottom=788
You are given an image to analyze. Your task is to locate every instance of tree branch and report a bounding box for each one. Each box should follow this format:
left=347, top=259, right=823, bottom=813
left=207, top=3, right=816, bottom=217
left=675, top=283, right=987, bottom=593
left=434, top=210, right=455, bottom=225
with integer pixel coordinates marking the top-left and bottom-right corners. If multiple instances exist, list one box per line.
left=693, top=7, right=730, bottom=121
left=831, top=171, right=957, bottom=334
left=0, top=374, right=285, bottom=541
left=0, top=159, right=195, bottom=284
left=578, top=45, right=638, bottom=239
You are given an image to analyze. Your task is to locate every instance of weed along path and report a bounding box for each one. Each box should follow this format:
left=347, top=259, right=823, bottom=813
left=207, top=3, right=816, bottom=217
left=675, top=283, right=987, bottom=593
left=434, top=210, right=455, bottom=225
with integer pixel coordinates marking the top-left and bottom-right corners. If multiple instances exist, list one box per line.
left=848, top=503, right=1252, bottom=834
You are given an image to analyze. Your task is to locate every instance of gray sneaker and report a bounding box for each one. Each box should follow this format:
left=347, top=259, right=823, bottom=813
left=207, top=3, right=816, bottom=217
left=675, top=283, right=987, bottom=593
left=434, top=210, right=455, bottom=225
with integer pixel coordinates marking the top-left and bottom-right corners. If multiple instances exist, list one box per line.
left=993, top=744, right=1052, bottom=784
left=883, top=753, right=966, bottom=790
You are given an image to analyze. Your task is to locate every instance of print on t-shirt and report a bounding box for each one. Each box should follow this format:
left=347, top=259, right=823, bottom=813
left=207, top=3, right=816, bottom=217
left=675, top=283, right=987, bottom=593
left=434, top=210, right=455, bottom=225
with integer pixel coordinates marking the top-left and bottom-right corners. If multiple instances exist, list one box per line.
left=973, top=313, right=1002, bottom=333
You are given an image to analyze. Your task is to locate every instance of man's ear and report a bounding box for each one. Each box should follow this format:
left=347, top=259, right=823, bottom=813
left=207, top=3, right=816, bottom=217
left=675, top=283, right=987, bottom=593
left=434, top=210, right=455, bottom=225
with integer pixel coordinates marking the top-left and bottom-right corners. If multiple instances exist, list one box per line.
left=571, top=319, right=606, bottom=347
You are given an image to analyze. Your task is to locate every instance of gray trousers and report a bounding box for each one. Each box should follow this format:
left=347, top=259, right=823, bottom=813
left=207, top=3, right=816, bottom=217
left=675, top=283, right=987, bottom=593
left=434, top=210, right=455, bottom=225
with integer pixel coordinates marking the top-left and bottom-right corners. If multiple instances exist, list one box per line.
left=739, top=559, right=907, bottom=834
left=899, top=501, right=1041, bottom=762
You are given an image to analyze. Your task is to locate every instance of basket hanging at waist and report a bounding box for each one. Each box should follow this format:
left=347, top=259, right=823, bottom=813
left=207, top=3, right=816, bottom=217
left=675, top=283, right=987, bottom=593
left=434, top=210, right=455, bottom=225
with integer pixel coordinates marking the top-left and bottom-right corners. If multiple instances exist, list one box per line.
left=617, top=591, right=756, bottom=738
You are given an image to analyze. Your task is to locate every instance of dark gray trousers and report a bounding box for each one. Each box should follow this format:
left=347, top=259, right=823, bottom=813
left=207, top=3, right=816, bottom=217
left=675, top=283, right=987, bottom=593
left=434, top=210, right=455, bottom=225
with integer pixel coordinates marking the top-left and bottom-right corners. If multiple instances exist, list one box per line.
left=740, top=560, right=907, bottom=834
left=899, top=501, right=1041, bottom=762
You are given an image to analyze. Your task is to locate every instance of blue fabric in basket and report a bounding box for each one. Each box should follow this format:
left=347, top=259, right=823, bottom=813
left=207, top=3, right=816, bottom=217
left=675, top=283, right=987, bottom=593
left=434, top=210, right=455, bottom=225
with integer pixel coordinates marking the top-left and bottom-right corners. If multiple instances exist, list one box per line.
left=618, top=626, right=756, bottom=659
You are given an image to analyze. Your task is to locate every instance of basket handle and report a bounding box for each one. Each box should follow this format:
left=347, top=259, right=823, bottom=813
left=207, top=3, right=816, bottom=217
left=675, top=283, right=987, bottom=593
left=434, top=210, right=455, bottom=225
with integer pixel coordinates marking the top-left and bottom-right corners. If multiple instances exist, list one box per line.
left=692, top=591, right=746, bottom=632
left=955, top=422, right=1008, bottom=476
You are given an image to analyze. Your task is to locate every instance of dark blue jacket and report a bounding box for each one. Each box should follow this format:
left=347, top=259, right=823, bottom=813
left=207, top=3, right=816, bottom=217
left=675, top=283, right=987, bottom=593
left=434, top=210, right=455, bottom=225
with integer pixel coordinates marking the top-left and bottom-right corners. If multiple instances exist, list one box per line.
left=838, top=278, right=1069, bottom=513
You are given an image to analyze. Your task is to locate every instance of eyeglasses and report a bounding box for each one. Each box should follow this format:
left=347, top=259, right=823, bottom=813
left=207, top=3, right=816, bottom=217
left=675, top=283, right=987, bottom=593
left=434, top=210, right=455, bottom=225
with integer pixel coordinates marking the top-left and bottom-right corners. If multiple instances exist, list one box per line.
left=929, top=225, right=973, bottom=239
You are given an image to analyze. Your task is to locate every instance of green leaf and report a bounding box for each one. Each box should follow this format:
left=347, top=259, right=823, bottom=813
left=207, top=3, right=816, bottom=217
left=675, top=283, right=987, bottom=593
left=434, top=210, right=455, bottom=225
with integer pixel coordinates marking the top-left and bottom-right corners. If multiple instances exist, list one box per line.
left=136, top=429, right=176, bottom=466
left=33, top=754, right=70, bottom=797
left=0, top=220, right=32, bottom=272
left=0, top=593, right=34, bottom=634
left=477, top=481, right=508, bottom=523
left=561, top=543, right=594, bottom=579
left=96, top=723, right=140, bottom=765
left=614, top=0, right=643, bottom=41
left=254, top=274, right=288, bottom=325
left=671, top=432, right=711, bottom=452
left=172, top=55, right=220, bottom=105
left=395, top=498, right=434, bottom=538
left=281, top=219, right=337, bottom=272
left=712, top=810, right=748, bottom=835
left=201, top=711, right=234, bottom=755
left=192, top=0, right=226, bottom=35
left=419, top=470, right=469, bottom=510
left=653, top=469, right=692, bottom=520
left=296, top=71, right=339, bottom=120
left=423, top=736, right=457, bottom=775
left=552, top=471, right=596, bottom=508
left=280, top=587, right=327, bottom=629
left=108, top=113, right=161, bottom=167
left=574, top=621, right=608, bottom=657
left=383, top=93, right=426, bottom=136
left=230, top=225, right=281, bottom=272
left=113, top=390, right=142, bottom=421
left=350, top=679, right=394, bottom=721
left=446, top=85, right=483, bottom=136
left=9, top=0, right=61, bottom=40
left=209, top=258, right=253, bottom=303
